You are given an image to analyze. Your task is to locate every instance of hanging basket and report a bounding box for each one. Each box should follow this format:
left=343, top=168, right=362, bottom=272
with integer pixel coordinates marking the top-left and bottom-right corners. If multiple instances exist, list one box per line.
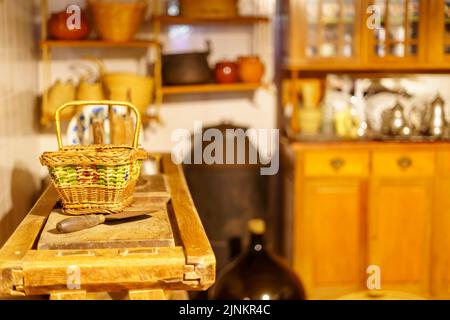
left=40, top=100, right=148, bottom=215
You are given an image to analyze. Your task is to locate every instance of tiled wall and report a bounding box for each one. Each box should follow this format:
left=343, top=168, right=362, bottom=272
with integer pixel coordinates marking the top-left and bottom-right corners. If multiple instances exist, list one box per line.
left=0, top=0, right=40, bottom=245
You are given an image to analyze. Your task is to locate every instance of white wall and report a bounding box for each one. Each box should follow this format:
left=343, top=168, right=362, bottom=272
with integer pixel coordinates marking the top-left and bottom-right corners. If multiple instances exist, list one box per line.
left=0, top=0, right=40, bottom=245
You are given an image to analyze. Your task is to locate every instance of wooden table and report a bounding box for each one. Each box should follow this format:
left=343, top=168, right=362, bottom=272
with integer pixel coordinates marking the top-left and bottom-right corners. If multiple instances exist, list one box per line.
left=0, top=155, right=215, bottom=300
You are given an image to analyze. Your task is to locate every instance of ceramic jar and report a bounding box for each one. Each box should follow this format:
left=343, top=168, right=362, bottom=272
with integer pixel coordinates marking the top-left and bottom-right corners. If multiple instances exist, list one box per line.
left=215, top=61, right=239, bottom=84
left=237, top=56, right=264, bottom=83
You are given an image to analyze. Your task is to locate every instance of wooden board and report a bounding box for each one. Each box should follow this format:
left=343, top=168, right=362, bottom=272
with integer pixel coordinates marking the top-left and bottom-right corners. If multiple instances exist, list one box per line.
left=37, top=206, right=175, bottom=250
left=133, top=174, right=171, bottom=206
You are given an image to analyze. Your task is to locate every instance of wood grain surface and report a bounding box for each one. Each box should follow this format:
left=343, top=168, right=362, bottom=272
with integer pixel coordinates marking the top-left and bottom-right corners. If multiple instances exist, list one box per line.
left=37, top=206, right=175, bottom=250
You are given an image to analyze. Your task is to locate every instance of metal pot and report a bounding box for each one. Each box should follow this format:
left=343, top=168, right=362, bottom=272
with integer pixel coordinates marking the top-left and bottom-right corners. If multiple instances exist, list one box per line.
left=162, top=40, right=213, bottom=85
left=422, top=95, right=447, bottom=137
left=381, top=100, right=411, bottom=137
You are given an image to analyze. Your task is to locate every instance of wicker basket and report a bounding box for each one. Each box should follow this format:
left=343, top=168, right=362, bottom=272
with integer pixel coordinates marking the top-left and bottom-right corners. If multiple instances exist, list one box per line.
left=40, top=100, right=148, bottom=215
left=180, top=0, right=238, bottom=18
left=89, top=0, right=147, bottom=42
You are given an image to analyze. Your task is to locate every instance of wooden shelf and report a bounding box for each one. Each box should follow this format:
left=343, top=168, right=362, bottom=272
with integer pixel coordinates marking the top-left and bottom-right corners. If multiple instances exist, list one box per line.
left=161, top=83, right=264, bottom=95
left=41, top=39, right=159, bottom=49
left=41, top=112, right=160, bottom=126
left=152, top=15, right=270, bottom=25
left=284, top=63, right=450, bottom=73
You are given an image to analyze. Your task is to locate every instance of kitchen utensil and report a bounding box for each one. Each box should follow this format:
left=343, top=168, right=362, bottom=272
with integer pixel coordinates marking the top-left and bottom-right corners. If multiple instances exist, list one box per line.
left=56, top=208, right=160, bottom=233
left=111, top=113, right=134, bottom=145
left=48, top=9, right=90, bottom=40
left=215, top=61, right=239, bottom=84
left=69, top=62, right=105, bottom=101
left=423, top=95, right=447, bottom=137
left=40, top=100, right=148, bottom=215
left=299, top=107, right=322, bottom=135
left=77, top=80, right=105, bottom=101
left=382, top=100, right=411, bottom=136
left=67, top=104, right=144, bottom=145
left=334, top=105, right=360, bottom=138
left=180, top=0, right=237, bottom=18
left=162, top=41, right=212, bottom=85
left=91, top=117, right=105, bottom=145
left=103, top=73, right=153, bottom=113
left=89, top=0, right=147, bottom=42
left=86, top=57, right=153, bottom=114
left=237, top=55, right=265, bottom=83
left=47, top=80, right=76, bottom=118
left=301, top=79, right=323, bottom=108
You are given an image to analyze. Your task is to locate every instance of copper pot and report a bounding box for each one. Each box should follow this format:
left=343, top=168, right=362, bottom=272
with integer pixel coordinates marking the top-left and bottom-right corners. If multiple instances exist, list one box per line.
left=48, top=10, right=90, bottom=40
left=238, top=56, right=264, bottom=83
left=215, top=61, right=238, bottom=84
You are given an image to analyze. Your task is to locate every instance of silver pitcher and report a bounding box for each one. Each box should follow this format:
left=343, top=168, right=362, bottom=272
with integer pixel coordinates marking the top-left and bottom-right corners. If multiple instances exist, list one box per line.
left=423, top=95, right=447, bottom=137
left=382, top=100, right=411, bottom=137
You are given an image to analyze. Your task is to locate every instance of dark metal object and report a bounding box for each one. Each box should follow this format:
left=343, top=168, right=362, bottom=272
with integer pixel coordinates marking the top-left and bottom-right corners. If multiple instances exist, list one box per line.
left=162, top=40, right=213, bottom=85
left=183, top=123, right=268, bottom=271
left=423, top=95, right=447, bottom=137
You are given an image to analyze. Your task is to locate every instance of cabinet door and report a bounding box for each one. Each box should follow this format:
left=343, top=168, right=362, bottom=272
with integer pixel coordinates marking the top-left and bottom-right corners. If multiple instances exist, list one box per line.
left=368, top=178, right=432, bottom=296
left=289, top=0, right=362, bottom=66
left=294, top=178, right=366, bottom=299
left=431, top=152, right=450, bottom=298
left=364, top=0, right=427, bottom=64
left=428, top=1, right=450, bottom=64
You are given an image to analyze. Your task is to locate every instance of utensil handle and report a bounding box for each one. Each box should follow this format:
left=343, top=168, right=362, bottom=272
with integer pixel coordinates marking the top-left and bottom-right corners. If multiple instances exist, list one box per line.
left=55, top=100, right=141, bottom=149
left=56, top=215, right=106, bottom=233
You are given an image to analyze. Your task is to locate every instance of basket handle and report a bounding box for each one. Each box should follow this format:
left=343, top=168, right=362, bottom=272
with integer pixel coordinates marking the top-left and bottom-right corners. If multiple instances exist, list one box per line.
left=55, top=100, right=142, bottom=150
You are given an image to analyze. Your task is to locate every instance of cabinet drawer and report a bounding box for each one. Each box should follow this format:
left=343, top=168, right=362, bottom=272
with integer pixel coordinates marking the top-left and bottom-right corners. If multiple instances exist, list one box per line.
left=304, top=152, right=369, bottom=177
left=372, top=151, right=435, bottom=177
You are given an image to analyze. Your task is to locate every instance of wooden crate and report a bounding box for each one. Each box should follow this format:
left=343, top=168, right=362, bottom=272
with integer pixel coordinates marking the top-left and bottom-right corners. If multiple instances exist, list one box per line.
left=0, top=155, right=215, bottom=300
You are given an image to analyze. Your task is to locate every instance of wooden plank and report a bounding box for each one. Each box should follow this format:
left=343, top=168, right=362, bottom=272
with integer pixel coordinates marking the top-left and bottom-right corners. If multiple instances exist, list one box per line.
left=127, top=289, right=166, bottom=300
left=21, top=247, right=187, bottom=295
left=37, top=207, right=175, bottom=250
left=161, top=83, right=263, bottom=95
left=161, top=155, right=215, bottom=286
left=0, top=184, right=59, bottom=261
left=50, top=290, right=86, bottom=300
left=153, top=15, right=270, bottom=24
left=133, top=174, right=171, bottom=206
left=40, top=39, right=159, bottom=48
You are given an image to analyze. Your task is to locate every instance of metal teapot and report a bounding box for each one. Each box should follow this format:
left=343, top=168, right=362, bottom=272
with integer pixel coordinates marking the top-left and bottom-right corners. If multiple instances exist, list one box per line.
left=422, top=95, right=447, bottom=137
left=381, top=100, right=411, bottom=137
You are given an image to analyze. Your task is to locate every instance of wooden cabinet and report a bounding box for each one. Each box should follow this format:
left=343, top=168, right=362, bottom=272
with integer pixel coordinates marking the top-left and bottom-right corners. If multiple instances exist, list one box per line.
left=428, top=0, right=450, bottom=64
left=285, top=142, right=450, bottom=299
left=286, top=0, right=450, bottom=70
left=431, top=151, right=450, bottom=297
left=365, top=0, right=427, bottom=65
left=295, top=178, right=367, bottom=299
left=288, top=0, right=362, bottom=66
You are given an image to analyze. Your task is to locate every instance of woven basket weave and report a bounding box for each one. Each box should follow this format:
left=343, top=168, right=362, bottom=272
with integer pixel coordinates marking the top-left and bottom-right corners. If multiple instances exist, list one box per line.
left=40, top=100, right=148, bottom=215
left=89, top=0, right=147, bottom=42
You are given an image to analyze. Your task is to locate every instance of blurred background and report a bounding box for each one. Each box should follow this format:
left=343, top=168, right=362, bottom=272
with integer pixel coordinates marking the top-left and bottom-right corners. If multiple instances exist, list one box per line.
left=2, top=0, right=450, bottom=300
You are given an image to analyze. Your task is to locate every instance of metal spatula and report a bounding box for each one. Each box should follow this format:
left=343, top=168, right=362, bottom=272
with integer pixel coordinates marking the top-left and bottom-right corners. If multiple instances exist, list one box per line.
left=56, top=209, right=160, bottom=233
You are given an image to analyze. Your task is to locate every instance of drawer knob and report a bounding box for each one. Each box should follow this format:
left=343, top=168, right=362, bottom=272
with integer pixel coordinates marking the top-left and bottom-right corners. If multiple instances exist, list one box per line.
left=397, top=156, right=413, bottom=169
left=330, top=158, right=345, bottom=170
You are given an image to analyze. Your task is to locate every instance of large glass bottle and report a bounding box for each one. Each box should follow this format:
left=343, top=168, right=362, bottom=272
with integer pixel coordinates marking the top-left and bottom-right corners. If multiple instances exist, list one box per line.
left=210, top=219, right=306, bottom=300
